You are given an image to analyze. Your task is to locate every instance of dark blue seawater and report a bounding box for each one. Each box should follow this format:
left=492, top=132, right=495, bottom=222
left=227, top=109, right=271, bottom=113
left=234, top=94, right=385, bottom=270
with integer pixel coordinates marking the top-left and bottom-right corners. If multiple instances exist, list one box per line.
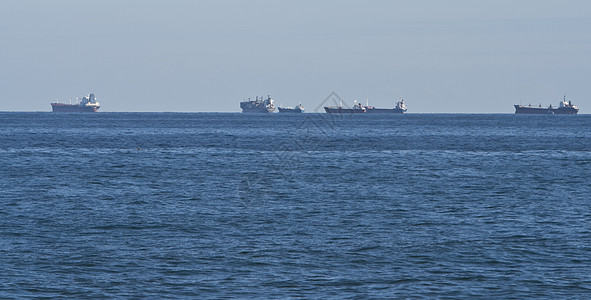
left=1, top=112, right=591, bottom=298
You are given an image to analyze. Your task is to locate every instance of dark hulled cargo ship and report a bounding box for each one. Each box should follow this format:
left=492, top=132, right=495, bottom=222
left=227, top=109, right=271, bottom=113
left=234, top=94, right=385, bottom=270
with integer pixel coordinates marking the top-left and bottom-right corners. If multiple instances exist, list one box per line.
left=324, top=100, right=367, bottom=113
left=325, top=99, right=408, bottom=114
left=240, top=95, right=275, bottom=113
left=365, top=99, right=407, bottom=114
left=515, top=96, right=579, bottom=114
left=51, top=93, right=100, bottom=112
left=278, top=103, right=305, bottom=113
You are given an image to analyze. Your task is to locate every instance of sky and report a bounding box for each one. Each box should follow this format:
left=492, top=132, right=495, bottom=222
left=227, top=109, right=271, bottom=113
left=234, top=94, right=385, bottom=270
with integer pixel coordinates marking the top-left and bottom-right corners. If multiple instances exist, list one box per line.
left=1, top=0, right=590, bottom=113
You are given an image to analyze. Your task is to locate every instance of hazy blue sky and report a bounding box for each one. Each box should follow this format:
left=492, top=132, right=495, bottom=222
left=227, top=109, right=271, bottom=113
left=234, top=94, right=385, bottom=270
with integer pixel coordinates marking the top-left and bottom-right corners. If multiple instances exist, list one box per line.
left=1, top=0, right=590, bottom=112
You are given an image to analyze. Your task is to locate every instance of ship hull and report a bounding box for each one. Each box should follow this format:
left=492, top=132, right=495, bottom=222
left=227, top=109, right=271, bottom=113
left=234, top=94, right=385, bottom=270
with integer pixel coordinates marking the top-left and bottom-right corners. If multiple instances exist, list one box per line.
left=365, top=108, right=406, bottom=114
left=241, top=107, right=275, bottom=113
left=514, top=105, right=578, bottom=115
left=552, top=108, right=579, bottom=114
left=324, top=107, right=366, bottom=113
left=51, top=103, right=100, bottom=112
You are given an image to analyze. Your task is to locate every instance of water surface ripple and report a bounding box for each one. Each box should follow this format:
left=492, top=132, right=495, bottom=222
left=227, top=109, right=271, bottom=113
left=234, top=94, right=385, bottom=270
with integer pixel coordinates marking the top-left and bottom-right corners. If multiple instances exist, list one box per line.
left=1, top=113, right=590, bottom=298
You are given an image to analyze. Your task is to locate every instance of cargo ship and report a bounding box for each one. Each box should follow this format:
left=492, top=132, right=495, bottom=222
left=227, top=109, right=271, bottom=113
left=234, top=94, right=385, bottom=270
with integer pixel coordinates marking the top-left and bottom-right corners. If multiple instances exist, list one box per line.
left=240, top=95, right=275, bottom=113
left=325, top=99, right=408, bottom=114
left=365, top=99, right=407, bottom=114
left=514, top=96, right=579, bottom=114
left=278, top=103, right=305, bottom=113
left=51, top=93, right=100, bottom=112
left=324, top=100, right=367, bottom=113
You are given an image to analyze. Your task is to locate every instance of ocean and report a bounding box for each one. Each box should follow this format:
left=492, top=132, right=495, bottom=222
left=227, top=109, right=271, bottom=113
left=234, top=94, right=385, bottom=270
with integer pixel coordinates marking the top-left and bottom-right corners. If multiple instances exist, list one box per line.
left=1, top=112, right=590, bottom=298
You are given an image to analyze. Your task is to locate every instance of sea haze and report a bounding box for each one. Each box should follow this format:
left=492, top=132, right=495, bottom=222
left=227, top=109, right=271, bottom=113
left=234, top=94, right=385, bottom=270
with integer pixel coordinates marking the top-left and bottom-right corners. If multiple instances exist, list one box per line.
left=1, top=112, right=590, bottom=298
